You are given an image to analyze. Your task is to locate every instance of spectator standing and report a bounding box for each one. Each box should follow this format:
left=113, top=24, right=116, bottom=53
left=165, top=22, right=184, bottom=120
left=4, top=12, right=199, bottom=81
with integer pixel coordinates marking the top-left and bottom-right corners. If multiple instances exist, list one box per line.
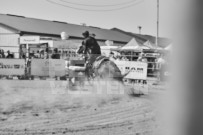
left=34, top=50, right=40, bottom=58
left=40, top=50, right=48, bottom=59
left=136, top=52, right=147, bottom=62
left=1, top=50, right=5, bottom=58
left=51, top=48, right=60, bottom=59
left=29, top=51, right=35, bottom=58
left=141, top=54, right=148, bottom=63
left=12, top=53, right=15, bottom=58
left=22, top=53, right=26, bottom=59
left=121, top=56, right=128, bottom=61
left=156, top=54, right=166, bottom=82
left=6, top=50, right=14, bottom=58
left=0, top=50, right=2, bottom=58
left=137, top=52, right=143, bottom=62
left=62, top=50, right=66, bottom=59
left=51, top=48, right=60, bottom=80
left=39, top=50, right=43, bottom=58
left=44, top=49, right=49, bottom=59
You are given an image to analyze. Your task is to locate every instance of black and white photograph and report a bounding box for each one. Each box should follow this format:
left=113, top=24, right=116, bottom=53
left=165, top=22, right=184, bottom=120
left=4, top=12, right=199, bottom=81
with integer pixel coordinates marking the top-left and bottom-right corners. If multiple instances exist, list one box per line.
left=0, top=0, right=201, bottom=135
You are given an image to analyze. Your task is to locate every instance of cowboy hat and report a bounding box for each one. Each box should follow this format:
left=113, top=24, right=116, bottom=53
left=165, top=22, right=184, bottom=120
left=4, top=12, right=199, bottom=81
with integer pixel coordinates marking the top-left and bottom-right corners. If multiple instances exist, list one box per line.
left=82, top=31, right=89, bottom=36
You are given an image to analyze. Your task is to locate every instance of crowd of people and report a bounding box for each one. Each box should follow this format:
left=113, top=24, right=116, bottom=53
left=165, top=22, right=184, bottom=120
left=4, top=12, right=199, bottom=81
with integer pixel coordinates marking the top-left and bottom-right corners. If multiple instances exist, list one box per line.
left=0, top=49, right=14, bottom=58
left=22, top=48, right=78, bottom=60
left=108, top=50, right=169, bottom=79
left=109, top=51, right=148, bottom=62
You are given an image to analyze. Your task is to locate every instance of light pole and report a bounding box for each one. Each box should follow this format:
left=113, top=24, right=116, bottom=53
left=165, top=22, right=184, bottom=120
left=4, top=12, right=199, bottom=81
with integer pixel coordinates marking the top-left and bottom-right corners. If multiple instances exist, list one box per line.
left=156, top=0, right=159, bottom=48
left=138, top=26, right=142, bottom=34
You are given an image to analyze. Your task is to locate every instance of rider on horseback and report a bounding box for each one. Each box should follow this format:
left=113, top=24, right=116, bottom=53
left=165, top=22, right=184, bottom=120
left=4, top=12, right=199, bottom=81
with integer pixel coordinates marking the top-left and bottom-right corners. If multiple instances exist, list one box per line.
left=81, top=31, right=101, bottom=78
left=76, top=31, right=129, bottom=82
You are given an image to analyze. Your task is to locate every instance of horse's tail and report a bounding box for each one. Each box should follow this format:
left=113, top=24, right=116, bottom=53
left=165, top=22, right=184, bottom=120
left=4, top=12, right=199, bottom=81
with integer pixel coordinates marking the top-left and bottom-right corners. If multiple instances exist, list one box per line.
left=110, top=61, right=132, bottom=82
left=121, top=69, right=132, bottom=78
left=93, top=56, right=132, bottom=82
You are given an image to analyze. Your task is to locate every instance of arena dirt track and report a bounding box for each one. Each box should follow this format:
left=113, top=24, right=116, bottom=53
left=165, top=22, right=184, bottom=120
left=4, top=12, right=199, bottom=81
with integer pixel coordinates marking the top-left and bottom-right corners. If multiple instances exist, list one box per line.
left=0, top=80, right=165, bottom=135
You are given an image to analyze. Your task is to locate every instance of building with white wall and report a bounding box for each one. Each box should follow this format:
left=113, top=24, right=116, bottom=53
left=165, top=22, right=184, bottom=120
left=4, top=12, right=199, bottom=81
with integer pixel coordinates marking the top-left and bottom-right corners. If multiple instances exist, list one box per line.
left=0, top=14, right=133, bottom=58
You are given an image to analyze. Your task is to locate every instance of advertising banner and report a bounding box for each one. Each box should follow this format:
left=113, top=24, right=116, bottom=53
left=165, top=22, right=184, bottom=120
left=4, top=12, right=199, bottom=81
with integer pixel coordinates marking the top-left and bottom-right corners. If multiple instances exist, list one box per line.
left=114, top=61, right=148, bottom=80
left=20, top=36, right=40, bottom=44
left=31, top=59, right=66, bottom=77
left=0, top=59, right=25, bottom=75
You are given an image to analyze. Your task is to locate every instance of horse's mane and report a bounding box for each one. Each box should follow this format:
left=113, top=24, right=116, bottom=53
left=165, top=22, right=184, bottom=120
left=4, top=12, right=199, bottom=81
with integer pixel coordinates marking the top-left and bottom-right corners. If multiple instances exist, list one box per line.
left=77, top=45, right=84, bottom=54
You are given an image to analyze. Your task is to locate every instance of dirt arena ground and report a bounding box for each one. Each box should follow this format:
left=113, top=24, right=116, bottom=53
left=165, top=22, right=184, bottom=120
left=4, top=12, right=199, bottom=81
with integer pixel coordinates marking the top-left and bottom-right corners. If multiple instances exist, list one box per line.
left=0, top=80, right=166, bottom=135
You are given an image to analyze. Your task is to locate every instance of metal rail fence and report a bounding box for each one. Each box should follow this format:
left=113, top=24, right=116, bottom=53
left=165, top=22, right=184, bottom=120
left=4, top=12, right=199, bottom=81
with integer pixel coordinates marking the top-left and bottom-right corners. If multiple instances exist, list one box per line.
left=0, top=46, right=166, bottom=81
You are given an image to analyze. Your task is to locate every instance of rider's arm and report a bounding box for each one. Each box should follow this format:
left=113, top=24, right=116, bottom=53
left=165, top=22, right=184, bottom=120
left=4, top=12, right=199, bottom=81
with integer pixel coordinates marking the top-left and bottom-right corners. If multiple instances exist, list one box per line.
left=82, top=40, right=88, bottom=54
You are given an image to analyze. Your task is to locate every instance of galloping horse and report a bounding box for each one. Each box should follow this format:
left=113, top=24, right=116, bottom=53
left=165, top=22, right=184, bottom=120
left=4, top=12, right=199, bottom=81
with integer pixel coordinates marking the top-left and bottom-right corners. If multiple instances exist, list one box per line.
left=76, top=45, right=125, bottom=82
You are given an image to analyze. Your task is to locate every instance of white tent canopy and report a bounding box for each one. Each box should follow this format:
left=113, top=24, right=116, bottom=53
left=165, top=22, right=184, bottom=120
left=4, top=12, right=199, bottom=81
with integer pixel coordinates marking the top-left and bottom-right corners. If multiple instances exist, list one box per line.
left=165, top=44, right=172, bottom=51
left=121, top=38, right=150, bottom=51
left=143, top=40, right=155, bottom=49
left=143, top=40, right=163, bottom=50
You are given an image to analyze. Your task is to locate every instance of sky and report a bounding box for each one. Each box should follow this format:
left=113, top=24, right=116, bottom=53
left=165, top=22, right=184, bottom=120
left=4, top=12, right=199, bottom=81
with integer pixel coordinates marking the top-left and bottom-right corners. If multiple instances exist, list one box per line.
left=0, top=0, right=174, bottom=38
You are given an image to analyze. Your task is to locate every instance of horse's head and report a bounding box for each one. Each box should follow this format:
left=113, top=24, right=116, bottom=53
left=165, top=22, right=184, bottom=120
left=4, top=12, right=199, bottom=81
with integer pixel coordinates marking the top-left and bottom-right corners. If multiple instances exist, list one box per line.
left=76, top=45, right=85, bottom=54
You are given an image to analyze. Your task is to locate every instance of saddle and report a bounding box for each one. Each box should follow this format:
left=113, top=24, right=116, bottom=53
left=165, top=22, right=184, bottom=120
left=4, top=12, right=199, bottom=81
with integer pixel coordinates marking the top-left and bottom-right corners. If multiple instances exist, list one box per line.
left=92, top=55, right=109, bottom=70
left=79, top=55, right=109, bottom=79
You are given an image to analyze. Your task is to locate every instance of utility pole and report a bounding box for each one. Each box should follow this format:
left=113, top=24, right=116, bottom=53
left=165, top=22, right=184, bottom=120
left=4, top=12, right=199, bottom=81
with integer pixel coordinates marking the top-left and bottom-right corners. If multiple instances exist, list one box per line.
left=81, top=23, right=86, bottom=26
left=138, top=26, right=142, bottom=34
left=156, top=0, right=159, bottom=47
